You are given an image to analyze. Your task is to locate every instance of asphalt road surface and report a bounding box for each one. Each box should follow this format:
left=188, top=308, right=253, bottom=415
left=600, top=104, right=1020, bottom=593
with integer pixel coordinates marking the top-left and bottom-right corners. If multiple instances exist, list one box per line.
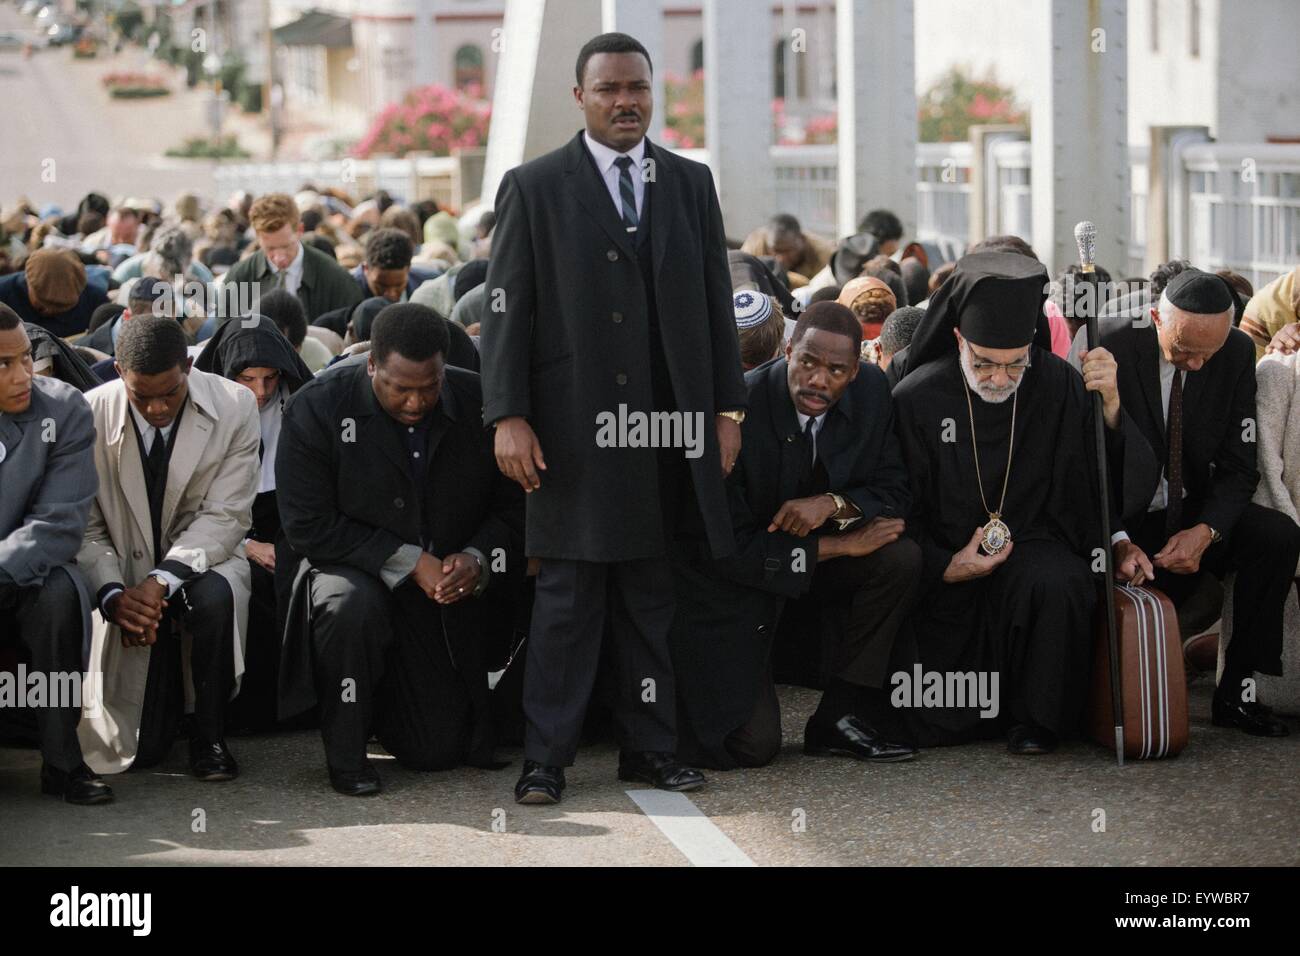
left=2, top=681, right=1297, bottom=866
left=0, top=4, right=228, bottom=211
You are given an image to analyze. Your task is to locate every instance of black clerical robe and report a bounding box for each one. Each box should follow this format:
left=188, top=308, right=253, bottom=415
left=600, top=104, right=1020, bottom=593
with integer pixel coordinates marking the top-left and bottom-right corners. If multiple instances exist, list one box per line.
left=891, top=346, right=1143, bottom=743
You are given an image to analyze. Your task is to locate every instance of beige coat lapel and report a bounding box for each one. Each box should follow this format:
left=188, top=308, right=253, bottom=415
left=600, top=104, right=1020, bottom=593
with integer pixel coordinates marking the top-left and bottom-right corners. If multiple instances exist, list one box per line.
left=162, top=397, right=213, bottom=536
left=108, top=386, right=155, bottom=554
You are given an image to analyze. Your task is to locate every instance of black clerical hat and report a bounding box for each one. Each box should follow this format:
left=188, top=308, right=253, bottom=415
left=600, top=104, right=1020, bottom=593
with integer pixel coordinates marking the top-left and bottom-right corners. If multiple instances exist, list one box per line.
left=901, top=251, right=1050, bottom=375
left=1165, top=269, right=1235, bottom=315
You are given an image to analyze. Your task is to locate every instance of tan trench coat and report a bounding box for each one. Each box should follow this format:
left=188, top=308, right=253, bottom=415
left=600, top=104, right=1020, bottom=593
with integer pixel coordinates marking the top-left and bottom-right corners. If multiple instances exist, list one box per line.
left=76, top=367, right=260, bottom=772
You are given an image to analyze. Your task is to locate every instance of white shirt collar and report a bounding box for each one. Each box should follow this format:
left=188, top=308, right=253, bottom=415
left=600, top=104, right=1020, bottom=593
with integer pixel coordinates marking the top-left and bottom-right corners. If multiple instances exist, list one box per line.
left=257, top=385, right=286, bottom=493
left=796, top=411, right=826, bottom=433
left=584, top=130, right=646, bottom=175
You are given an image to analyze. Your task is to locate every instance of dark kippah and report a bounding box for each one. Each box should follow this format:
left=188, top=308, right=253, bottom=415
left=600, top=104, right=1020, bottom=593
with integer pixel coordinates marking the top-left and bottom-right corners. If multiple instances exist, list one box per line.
left=1166, top=269, right=1234, bottom=315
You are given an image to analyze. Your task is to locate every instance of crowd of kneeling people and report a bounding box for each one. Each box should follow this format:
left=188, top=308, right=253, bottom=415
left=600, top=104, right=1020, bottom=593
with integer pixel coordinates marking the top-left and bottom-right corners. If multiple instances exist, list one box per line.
left=3, top=191, right=1300, bottom=805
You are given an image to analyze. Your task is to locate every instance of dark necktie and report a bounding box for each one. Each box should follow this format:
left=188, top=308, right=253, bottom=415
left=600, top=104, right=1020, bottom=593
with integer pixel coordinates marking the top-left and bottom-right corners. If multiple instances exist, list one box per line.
left=143, top=424, right=168, bottom=565
left=147, top=425, right=167, bottom=475
left=613, top=156, right=639, bottom=232
left=804, top=416, right=818, bottom=465
left=1165, top=369, right=1184, bottom=537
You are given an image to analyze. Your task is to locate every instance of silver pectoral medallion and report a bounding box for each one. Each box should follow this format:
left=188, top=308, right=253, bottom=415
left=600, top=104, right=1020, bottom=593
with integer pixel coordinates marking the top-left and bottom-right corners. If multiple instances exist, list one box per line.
left=981, top=516, right=1011, bottom=555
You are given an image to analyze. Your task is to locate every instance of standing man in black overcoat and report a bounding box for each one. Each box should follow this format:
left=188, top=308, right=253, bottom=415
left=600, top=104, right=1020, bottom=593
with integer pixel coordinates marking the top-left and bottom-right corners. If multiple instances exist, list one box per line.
left=481, top=32, right=748, bottom=804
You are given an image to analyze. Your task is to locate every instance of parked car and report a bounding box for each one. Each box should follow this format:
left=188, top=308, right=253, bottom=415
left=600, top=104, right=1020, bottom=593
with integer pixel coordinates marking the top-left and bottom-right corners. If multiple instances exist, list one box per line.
left=46, top=22, right=82, bottom=46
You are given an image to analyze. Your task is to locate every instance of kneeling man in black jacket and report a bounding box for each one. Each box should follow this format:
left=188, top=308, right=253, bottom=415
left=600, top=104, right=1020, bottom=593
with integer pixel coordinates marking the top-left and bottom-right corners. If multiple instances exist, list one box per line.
left=276, top=305, right=523, bottom=795
left=670, top=301, right=921, bottom=769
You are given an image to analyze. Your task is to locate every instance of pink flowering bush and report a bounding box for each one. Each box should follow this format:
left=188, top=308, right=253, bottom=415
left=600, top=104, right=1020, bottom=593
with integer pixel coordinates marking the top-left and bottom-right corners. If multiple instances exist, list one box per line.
left=662, top=70, right=706, bottom=148
left=352, top=83, right=491, bottom=158
left=919, top=68, right=1026, bottom=141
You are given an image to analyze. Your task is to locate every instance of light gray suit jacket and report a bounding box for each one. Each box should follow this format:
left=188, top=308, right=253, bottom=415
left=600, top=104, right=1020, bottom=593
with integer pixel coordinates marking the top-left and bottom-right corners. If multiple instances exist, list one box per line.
left=0, top=374, right=97, bottom=652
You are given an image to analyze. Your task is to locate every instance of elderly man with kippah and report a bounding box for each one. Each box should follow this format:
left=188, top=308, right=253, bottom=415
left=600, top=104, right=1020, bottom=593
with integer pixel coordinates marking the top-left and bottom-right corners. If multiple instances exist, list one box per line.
left=1081, top=268, right=1300, bottom=738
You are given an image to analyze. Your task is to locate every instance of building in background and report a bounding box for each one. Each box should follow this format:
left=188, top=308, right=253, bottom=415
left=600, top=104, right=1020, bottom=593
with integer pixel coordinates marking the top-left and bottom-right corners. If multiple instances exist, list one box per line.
left=913, top=0, right=1300, bottom=144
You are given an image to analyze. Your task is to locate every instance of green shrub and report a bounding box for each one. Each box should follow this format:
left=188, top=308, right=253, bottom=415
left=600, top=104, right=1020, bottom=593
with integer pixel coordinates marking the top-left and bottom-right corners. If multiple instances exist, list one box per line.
left=164, top=135, right=250, bottom=160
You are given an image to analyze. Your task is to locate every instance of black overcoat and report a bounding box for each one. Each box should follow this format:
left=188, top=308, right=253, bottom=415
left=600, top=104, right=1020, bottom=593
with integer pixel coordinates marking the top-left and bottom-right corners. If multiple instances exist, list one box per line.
left=274, top=359, right=525, bottom=740
left=481, top=131, right=747, bottom=562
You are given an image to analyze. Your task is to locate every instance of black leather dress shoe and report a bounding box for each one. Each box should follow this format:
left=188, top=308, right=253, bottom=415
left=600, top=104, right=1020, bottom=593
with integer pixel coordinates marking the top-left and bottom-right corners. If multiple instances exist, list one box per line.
left=803, top=715, right=918, bottom=761
left=1212, top=696, right=1290, bottom=737
left=189, top=738, right=239, bottom=781
left=616, top=751, right=706, bottom=791
left=41, top=763, right=114, bottom=805
left=515, top=760, right=565, bottom=804
left=329, top=761, right=382, bottom=796
left=1007, top=723, right=1058, bottom=755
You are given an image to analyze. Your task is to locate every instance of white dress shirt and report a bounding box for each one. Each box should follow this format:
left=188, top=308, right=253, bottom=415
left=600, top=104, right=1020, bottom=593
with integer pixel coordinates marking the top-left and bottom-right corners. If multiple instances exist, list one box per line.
left=268, top=241, right=305, bottom=296
left=256, top=385, right=286, bottom=495
left=584, top=131, right=646, bottom=224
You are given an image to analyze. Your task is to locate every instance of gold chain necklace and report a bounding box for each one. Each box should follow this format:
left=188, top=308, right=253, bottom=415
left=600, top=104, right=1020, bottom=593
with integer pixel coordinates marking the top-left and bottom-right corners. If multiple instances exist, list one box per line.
left=963, top=381, right=1017, bottom=555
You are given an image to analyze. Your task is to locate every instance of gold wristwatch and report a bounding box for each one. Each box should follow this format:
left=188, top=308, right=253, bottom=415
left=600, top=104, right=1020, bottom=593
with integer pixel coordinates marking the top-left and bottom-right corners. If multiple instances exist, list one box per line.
left=717, top=410, right=745, bottom=424
left=825, top=492, right=862, bottom=531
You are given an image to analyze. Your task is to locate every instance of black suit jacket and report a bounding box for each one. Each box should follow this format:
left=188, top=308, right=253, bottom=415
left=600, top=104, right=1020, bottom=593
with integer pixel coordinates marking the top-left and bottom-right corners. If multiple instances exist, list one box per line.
left=276, top=361, right=522, bottom=577
left=1081, top=317, right=1260, bottom=536
left=667, top=356, right=909, bottom=766
left=275, top=360, right=525, bottom=721
left=82, top=318, right=116, bottom=356
left=702, top=356, right=911, bottom=600
left=481, top=130, right=747, bottom=562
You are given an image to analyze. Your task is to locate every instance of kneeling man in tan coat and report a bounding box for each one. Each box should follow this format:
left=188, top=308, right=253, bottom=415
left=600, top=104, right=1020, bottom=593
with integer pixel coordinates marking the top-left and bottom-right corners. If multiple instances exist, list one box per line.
left=78, top=314, right=260, bottom=780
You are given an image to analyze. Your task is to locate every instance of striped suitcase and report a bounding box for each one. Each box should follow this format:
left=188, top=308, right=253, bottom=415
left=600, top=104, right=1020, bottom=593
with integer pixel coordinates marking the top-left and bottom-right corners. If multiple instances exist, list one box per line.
left=1088, top=584, right=1189, bottom=759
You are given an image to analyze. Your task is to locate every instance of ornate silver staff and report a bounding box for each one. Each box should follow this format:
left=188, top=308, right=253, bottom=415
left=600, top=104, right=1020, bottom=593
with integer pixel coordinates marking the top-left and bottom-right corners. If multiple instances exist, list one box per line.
left=1075, top=220, right=1125, bottom=767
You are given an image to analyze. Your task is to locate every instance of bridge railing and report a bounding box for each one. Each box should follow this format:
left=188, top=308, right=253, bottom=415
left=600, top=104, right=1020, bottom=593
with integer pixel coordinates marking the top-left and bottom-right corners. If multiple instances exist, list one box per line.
left=212, top=140, right=1300, bottom=284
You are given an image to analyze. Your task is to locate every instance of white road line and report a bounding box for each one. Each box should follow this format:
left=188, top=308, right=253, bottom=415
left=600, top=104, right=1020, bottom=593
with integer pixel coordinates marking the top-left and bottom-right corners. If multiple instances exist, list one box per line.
left=626, top=790, right=756, bottom=867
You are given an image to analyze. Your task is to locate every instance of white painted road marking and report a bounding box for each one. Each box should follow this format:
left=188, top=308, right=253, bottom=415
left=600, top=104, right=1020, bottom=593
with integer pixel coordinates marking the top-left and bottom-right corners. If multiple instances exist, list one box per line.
left=626, top=790, right=756, bottom=867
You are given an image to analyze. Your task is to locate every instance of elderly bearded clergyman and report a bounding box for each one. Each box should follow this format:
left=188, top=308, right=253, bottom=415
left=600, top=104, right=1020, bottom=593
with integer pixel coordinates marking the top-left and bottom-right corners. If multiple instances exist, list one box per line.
left=890, top=253, right=1155, bottom=754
